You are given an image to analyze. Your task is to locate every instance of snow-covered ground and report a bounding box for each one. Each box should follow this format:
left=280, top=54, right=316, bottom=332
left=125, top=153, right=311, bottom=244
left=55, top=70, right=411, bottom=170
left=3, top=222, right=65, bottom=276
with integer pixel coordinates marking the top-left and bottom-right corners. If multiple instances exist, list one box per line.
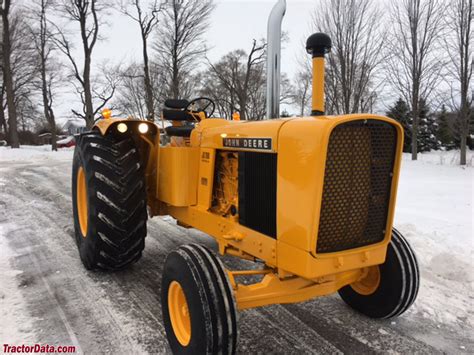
left=0, top=145, right=472, bottom=353
left=395, top=151, right=473, bottom=339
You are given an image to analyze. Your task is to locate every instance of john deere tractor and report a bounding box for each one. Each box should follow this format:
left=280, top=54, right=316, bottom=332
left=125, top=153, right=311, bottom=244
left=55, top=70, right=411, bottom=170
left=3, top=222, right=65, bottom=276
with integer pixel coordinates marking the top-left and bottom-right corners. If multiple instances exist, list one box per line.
left=71, top=18, right=419, bottom=355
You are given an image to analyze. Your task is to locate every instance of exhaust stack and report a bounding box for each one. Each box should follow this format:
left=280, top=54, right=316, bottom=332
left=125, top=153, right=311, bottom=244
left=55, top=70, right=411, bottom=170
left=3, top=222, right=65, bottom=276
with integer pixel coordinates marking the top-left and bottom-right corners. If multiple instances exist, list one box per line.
left=306, top=33, right=332, bottom=116
left=266, top=0, right=286, bottom=119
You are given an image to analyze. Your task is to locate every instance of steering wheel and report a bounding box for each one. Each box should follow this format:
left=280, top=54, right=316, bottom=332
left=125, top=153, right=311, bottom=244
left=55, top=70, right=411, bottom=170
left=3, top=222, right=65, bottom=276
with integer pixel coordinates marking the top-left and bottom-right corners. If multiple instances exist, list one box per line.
left=185, top=97, right=216, bottom=119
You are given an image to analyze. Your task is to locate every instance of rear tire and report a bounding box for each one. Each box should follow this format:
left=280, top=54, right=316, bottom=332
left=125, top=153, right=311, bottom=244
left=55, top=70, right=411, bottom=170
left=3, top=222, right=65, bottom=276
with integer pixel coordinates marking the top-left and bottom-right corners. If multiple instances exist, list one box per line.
left=72, top=131, right=147, bottom=270
left=161, top=244, right=238, bottom=354
left=338, top=228, right=419, bottom=318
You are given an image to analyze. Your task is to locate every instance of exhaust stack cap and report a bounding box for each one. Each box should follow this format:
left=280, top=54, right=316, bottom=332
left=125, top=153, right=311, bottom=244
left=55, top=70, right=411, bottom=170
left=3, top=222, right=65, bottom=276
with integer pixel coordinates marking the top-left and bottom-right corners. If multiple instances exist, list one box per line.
left=306, top=33, right=332, bottom=58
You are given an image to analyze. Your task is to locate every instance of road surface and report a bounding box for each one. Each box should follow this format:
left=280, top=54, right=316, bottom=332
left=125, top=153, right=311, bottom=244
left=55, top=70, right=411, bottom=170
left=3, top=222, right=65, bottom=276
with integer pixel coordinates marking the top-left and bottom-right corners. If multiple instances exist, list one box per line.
left=0, top=152, right=471, bottom=354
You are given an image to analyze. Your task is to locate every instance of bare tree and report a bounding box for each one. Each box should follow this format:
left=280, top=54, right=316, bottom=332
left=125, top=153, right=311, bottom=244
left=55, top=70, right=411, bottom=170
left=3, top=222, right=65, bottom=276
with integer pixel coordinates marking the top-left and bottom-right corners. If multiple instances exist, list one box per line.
left=292, top=58, right=312, bottom=116
left=120, top=0, right=162, bottom=121
left=154, top=0, right=214, bottom=99
left=0, top=83, right=7, bottom=136
left=1, top=0, right=20, bottom=147
left=114, top=61, right=168, bottom=119
left=312, top=0, right=385, bottom=115
left=29, top=0, right=59, bottom=150
left=53, top=0, right=112, bottom=128
left=446, top=0, right=473, bottom=165
left=206, top=40, right=267, bottom=120
left=386, top=0, right=444, bottom=160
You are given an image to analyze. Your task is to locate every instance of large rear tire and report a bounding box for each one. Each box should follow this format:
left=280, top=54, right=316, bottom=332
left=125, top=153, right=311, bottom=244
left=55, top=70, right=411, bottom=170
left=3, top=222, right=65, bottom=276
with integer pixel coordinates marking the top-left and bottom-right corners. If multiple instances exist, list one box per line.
left=72, top=131, right=147, bottom=270
left=161, top=244, right=238, bottom=354
left=338, top=228, right=419, bottom=318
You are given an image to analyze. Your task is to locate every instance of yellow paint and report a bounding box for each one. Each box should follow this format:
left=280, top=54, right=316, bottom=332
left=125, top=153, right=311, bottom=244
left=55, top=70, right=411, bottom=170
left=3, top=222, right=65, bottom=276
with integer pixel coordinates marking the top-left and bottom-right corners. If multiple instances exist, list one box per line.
left=158, top=147, right=199, bottom=206
left=76, top=166, right=88, bottom=237
left=312, top=57, right=325, bottom=113
left=196, top=148, right=216, bottom=209
left=197, top=118, right=294, bottom=153
left=277, top=114, right=403, bottom=255
left=350, top=266, right=381, bottom=295
left=168, top=281, right=191, bottom=346
left=276, top=239, right=388, bottom=279
left=235, top=270, right=362, bottom=310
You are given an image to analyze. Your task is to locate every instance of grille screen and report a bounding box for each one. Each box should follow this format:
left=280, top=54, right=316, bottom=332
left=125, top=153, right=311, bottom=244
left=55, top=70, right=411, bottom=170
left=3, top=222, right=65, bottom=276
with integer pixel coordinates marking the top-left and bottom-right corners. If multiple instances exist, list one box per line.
left=316, top=120, right=397, bottom=253
left=238, top=152, right=277, bottom=238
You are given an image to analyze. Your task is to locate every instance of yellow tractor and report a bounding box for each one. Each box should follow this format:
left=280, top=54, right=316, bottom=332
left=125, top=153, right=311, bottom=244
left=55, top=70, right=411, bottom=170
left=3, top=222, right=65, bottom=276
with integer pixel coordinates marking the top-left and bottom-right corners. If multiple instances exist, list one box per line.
left=72, top=28, right=419, bottom=355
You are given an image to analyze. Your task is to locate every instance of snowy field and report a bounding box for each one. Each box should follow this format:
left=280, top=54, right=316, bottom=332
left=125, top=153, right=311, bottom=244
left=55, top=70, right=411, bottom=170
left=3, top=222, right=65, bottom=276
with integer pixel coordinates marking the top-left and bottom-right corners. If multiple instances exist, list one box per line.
left=0, top=145, right=472, bottom=354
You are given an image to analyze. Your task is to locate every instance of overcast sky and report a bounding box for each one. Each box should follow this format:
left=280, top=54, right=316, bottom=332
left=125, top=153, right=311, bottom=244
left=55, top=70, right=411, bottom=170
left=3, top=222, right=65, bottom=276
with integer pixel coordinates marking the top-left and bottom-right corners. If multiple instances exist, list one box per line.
left=54, top=0, right=316, bottom=121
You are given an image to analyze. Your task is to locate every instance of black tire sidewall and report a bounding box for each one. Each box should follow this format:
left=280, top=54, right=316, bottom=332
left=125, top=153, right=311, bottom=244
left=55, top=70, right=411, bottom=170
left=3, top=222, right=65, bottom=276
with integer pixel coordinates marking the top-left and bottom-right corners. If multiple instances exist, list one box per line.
left=340, top=245, right=404, bottom=318
left=71, top=134, right=102, bottom=270
left=162, top=251, right=211, bottom=354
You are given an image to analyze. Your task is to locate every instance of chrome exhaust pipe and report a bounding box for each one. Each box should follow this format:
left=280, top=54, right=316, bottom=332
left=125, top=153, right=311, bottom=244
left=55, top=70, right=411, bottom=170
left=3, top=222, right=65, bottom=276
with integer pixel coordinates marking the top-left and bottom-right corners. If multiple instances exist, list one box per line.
left=266, top=0, right=286, bottom=119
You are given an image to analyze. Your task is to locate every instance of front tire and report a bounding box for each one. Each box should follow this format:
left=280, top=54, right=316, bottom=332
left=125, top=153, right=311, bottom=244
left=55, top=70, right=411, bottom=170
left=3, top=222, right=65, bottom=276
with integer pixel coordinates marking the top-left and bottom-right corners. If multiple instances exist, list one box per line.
left=72, top=131, right=147, bottom=270
left=161, top=244, right=238, bottom=354
left=338, top=228, right=420, bottom=318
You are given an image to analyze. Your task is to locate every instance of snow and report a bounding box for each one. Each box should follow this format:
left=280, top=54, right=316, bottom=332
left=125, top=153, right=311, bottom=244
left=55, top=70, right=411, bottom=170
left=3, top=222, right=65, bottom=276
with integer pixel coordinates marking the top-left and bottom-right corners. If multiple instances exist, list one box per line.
left=0, top=145, right=74, bottom=163
left=0, top=225, right=35, bottom=344
left=394, top=150, right=473, bottom=329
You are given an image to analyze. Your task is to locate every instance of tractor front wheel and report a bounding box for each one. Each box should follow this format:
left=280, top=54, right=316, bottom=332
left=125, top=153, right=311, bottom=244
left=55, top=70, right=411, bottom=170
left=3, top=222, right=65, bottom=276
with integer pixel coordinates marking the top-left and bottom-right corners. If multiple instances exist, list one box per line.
left=162, top=244, right=238, bottom=354
left=338, top=228, right=419, bottom=318
left=72, top=130, right=147, bottom=270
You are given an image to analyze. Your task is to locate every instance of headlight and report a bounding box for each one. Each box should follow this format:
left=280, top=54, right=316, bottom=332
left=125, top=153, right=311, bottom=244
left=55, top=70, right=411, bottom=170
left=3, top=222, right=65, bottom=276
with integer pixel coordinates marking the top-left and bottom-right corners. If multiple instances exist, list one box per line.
left=117, top=123, right=128, bottom=133
left=138, top=123, right=149, bottom=134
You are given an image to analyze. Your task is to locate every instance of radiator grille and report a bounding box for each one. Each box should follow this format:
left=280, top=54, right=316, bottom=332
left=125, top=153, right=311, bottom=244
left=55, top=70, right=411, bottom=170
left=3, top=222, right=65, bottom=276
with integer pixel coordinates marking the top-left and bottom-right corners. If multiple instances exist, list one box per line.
left=238, top=152, right=277, bottom=238
left=316, top=120, right=397, bottom=253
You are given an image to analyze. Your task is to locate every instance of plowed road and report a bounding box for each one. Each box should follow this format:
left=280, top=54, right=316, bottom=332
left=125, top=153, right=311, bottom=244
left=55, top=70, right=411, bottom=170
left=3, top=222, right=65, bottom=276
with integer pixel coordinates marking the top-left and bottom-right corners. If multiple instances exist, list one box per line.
left=0, top=153, right=471, bottom=354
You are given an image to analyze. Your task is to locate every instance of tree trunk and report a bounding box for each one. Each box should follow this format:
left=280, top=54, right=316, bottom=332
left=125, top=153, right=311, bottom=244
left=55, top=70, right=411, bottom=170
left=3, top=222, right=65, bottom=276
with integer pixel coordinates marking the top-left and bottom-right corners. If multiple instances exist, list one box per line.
left=459, top=99, right=469, bottom=166
left=0, top=107, right=8, bottom=139
left=411, top=86, right=419, bottom=160
left=40, top=2, right=57, bottom=151
left=0, top=87, right=8, bottom=138
left=1, top=1, right=20, bottom=148
left=239, top=97, right=247, bottom=120
left=460, top=133, right=467, bottom=165
left=142, top=35, right=155, bottom=121
left=50, top=111, right=57, bottom=151
left=172, top=56, right=179, bottom=99
left=83, top=55, right=95, bottom=129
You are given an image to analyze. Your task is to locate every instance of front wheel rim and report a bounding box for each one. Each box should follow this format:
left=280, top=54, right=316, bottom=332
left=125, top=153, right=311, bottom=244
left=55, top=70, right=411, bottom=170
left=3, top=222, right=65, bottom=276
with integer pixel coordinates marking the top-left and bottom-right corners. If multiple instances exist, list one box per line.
left=351, top=266, right=381, bottom=295
left=76, top=166, right=88, bottom=237
left=168, top=281, right=191, bottom=346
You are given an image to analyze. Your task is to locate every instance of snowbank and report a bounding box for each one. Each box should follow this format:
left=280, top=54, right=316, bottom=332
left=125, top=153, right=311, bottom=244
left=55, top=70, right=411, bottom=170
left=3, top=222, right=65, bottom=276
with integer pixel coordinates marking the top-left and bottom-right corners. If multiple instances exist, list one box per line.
left=0, top=145, right=74, bottom=163
left=395, top=152, right=473, bottom=328
left=403, top=149, right=474, bottom=167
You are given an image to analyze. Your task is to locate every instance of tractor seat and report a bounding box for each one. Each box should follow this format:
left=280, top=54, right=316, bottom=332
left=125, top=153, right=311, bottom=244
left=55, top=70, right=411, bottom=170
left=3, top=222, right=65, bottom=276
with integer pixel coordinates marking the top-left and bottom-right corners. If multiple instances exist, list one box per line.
left=162, top=109, right=195, bottom=121
left=164, top=99, right=189, bottom=109
left=165, top=125, right=194, bottom=137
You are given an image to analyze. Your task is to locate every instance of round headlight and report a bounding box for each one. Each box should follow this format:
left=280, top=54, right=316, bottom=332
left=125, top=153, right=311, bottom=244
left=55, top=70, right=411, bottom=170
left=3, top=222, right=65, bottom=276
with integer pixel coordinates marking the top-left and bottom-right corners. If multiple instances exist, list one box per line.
left=138, top=123, right=149, bottom=134
left=117, top=123, right=128, bottom=133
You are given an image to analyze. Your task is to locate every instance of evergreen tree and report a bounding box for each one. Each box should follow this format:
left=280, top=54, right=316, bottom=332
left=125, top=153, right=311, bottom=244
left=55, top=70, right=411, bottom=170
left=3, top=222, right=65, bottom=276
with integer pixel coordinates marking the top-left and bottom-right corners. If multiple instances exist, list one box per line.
left=436, top=105, right=455, bottom=150
left=417, top=98, right=440, bottom=152
left=386, top=98, right=411, bottom=152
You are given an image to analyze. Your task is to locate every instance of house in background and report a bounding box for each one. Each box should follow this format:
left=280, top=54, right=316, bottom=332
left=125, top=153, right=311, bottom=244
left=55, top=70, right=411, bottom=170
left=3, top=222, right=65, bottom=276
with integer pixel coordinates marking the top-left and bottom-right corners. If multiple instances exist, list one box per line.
left=62, top=119, right=87, bottom=135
